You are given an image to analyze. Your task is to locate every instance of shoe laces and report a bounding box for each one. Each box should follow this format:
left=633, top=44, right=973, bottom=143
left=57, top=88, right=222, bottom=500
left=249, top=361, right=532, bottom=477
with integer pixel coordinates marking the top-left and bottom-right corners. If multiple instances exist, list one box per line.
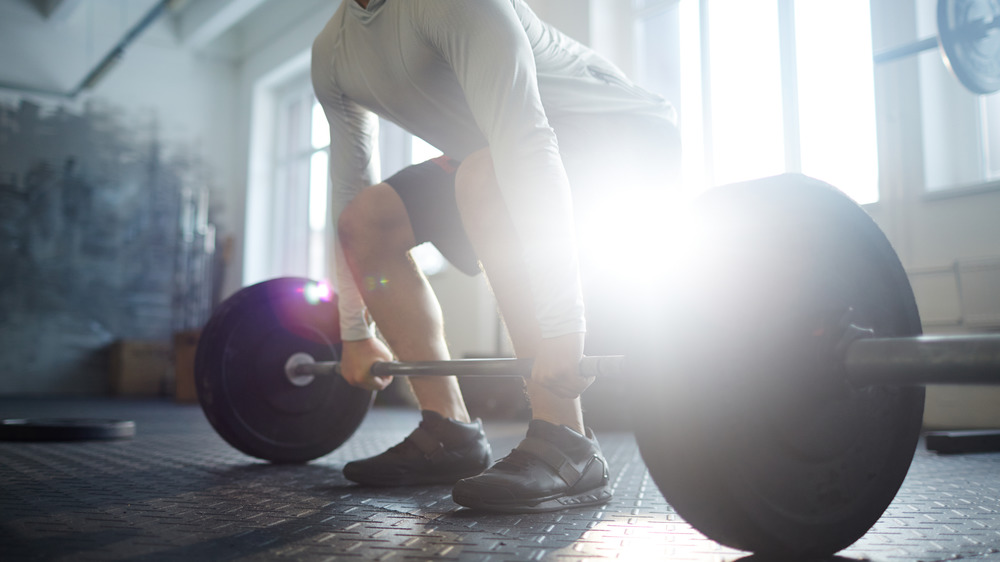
left=388, top=418, right=442, bottom=455
left=387, top=438, right=420, bottom=455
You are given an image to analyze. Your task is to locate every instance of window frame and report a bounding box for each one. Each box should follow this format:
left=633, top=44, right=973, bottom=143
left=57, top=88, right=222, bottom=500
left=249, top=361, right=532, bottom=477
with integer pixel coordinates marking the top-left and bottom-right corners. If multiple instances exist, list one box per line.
left=632, top=0, right=881, bottom=204
left=269, top=79, right=329, bottom=281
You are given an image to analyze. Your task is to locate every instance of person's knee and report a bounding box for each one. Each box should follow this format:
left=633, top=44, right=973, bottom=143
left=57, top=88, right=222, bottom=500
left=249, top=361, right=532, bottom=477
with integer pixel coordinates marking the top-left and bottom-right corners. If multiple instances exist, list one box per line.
left=337, top=183, right=415, bottom=262
left=454, top=148, right=499, bottom=226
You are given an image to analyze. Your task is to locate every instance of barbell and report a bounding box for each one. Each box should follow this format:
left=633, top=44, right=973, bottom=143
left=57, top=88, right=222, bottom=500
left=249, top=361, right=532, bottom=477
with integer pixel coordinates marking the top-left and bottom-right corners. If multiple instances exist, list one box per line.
left=874, top=0, right=1000, bottom=94
left=195, top=174, right=1000, bottom=558
left=284, top=332, right=1000, bottom=386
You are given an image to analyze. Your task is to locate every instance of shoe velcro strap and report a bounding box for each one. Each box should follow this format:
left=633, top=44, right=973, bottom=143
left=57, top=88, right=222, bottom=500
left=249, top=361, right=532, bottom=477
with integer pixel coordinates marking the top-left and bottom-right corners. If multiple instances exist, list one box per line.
left=407, top=427, right=446, bottom=460
left=515, top=437, right=582, bottom=485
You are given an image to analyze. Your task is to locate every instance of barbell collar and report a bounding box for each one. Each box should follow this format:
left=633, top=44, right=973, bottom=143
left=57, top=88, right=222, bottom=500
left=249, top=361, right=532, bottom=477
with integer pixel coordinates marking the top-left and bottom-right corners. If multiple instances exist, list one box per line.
left=846, top=335, right=1000, bottom=386
left=293, top=361, right=341, bottom=378
left=294, top=355, right=626, bottom=379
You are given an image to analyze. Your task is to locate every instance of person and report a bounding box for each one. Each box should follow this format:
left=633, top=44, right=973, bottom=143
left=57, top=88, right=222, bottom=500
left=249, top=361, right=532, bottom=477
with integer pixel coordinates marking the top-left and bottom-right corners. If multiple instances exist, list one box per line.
left=311, top=0, right=679, bottom=512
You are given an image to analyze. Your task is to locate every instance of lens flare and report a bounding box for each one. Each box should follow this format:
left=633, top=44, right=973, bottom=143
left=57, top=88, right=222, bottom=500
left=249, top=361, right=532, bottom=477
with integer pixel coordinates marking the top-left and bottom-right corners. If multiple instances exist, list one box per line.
left=363, top=276, right=390, bottom=292
left=300, top=280, right=333, bottom=305
left=578, top=189, right=701, bottom=287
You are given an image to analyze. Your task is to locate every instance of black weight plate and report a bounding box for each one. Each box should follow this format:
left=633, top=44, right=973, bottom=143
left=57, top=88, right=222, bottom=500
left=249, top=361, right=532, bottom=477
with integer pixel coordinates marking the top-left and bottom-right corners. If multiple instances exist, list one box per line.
left=0, top=419, right=135, bottom=441
left=632, top=174, right=925, bottom=558
left=938, top=0, right=1000, bottom=94
left=195, top=278, right=374, bottom=463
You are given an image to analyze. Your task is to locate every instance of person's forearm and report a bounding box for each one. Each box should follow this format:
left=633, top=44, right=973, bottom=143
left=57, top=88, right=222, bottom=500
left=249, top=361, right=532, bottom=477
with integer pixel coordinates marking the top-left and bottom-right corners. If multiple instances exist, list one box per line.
left=421, top=0, right=587, bottom=338
left=495, top=149, right=586, bottom=338
left=335, top=234, right=374, bottom=341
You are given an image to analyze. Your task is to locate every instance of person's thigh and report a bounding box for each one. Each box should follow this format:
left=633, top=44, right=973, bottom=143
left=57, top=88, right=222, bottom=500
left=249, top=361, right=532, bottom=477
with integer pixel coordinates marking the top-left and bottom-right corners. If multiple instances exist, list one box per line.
left=383, top=156, right=482, bottom=276
left=555, top=114, right=682, bottom=355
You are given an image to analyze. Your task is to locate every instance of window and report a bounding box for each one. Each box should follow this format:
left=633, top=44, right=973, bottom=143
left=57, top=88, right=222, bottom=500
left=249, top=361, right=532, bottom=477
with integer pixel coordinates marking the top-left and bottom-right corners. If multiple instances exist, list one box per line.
left=302, top=99, right=447, bottom=279
left=709, top=0, right=786, bottom=186
left=916, top=0, right=1000, bottom=192
left=407, top=136, right=448, bottom=276
left=636, top=0, right=703, bottom=190
left=795, top=0, right=880, bottom=202
left=634, top=0, right=880, bottom=204
left=987, top=95, right=1000, bottom=179
left=411, top=135, right=442, bottom=165
left=309, top=102, right=331, bottom=281
left=246, top=50, right=451, bottom=287
left=270, top=84, right=329, bottom=283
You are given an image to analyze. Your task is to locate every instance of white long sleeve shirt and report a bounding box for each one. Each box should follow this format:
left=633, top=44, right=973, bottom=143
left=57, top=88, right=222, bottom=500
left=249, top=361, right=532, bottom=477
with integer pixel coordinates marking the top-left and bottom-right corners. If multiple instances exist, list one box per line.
left=311, top=0, right=675, bottom=342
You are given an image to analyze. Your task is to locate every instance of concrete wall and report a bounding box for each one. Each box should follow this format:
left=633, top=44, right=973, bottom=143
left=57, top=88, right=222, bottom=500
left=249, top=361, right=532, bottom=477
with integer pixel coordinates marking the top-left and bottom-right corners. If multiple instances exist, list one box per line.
left=0, top=1, right=240, bottom=394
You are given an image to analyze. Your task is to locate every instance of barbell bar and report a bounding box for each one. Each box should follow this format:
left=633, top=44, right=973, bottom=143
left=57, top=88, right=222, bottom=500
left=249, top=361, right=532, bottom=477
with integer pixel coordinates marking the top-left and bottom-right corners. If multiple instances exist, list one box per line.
left=287, top=355, right=627, bottom=381
left=846, top=334, right=1000, bottom=386
left=289, top=334, right=1000, bottom=387
left=873, top=36, right=942, bottom=64
left=873, top=0, right=1000, bottom=94
left=873, top=14, right=998, bottom=64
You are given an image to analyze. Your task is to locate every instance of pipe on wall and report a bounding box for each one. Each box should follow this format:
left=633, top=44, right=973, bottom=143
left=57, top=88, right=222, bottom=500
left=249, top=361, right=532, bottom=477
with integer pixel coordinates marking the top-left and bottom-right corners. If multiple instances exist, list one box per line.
left=0, top=0, right=174, bottom=99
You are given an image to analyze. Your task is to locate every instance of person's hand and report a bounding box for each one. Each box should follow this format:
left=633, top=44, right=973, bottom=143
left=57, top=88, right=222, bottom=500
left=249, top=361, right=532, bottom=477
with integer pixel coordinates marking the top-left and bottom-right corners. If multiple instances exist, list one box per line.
left=530, top=332, right=591, bottom=399
left=339, top=338, right=395, bottom=391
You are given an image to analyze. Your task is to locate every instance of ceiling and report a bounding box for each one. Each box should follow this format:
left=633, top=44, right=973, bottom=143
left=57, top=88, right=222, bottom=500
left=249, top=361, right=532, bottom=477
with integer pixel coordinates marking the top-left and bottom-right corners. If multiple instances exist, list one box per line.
left=19, top=0, right=282, bottom=51
left=0, top=0, right=330, bottom=96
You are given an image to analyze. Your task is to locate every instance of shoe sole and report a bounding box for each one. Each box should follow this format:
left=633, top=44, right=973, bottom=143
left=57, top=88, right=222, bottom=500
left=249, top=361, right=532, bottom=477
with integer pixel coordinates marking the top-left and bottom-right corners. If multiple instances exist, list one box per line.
left=347, top=475, right=477, bottom=486
left=451, top=487, right=612, bottom=513
left=344, top=466, right=489, bottom=487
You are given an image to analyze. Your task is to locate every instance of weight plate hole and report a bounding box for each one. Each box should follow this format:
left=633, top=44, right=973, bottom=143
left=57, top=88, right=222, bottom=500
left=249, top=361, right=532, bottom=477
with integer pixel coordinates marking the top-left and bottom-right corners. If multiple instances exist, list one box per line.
left=284, top=352, right=317, bottom=387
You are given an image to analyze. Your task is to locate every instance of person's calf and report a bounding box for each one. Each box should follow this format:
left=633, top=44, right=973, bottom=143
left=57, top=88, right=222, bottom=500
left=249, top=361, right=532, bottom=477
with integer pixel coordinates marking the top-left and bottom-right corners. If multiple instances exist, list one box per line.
left=337, top=184, right=473, bottom=425
left=526, top=378, right=585, bottom=435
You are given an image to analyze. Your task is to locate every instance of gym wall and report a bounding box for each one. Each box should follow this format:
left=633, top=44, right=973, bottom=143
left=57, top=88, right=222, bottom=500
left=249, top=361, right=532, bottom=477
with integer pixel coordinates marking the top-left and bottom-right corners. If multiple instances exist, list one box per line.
left=2, top=0, right=999, bottom=418
left=869, top=0, right=1000, bottom=428
left=0, top=1, right=240, bottom=394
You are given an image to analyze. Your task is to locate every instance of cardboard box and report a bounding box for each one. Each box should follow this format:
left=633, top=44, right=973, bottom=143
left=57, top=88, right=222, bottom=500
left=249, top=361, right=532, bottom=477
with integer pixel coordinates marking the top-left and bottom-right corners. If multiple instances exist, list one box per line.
left=109, top=340, right=170, bottom=396
left=173, top=330, right=201, bottom=403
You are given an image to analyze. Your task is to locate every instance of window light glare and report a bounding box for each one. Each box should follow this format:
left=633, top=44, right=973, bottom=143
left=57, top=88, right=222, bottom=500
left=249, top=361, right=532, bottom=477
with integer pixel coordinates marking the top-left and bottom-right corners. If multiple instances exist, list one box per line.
left=679, top=0, right=706, bottom=195
left=312, top=102, right=330, bottom=149
left=411, top=136, right=442, bottom=164
left=309, top=151, right=329, bottom=231
left=708, top=0, right=785, bottom=186
left=795, top=0, right=879, bottom=204
left=410, top=242, right=448, bottom=277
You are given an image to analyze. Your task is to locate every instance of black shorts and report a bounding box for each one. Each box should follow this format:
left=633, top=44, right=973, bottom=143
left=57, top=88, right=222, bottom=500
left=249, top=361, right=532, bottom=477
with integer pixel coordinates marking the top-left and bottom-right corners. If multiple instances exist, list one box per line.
left=383, top=155, right=481, bottom=276
left=384, top=116, right=680, bottom=354
left=383, top=115, right=680, bottom=282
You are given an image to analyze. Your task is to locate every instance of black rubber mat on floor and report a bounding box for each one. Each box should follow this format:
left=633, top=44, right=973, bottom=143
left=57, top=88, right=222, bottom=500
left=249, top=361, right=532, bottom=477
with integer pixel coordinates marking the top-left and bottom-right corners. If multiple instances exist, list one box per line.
left=2, top=398, right=1000, bottom=561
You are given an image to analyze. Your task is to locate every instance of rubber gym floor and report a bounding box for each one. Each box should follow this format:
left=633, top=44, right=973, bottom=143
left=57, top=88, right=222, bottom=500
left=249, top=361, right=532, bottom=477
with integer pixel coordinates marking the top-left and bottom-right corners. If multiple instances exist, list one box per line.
left=2, top=397, right=1000, bottom=561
